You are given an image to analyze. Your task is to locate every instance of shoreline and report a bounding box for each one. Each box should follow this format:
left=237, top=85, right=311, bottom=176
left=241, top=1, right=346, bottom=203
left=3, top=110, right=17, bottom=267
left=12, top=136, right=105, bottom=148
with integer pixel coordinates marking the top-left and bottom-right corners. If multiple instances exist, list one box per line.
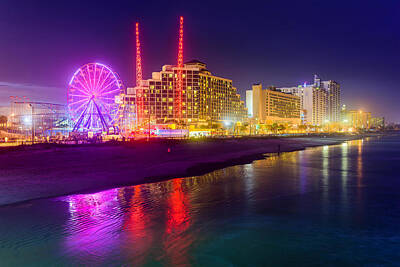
left=0, top=134, right=383, bottom=207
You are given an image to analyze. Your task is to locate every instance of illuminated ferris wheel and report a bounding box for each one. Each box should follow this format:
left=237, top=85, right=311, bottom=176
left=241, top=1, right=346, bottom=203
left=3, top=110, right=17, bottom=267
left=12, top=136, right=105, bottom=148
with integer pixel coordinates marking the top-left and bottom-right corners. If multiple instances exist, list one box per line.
left=67, top=63, right=122, bottom=132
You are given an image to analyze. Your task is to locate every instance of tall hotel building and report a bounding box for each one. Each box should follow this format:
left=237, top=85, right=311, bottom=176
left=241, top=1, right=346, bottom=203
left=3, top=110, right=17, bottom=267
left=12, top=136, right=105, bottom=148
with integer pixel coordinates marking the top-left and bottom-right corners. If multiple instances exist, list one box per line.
left=279, top=84, right=313, bottom=124
left=126, top=60, right=247, bottom=124
left=247, top=84, right=301, bottom=125
left=323, top=80, right=341, bottom=122
left=278, top=74, right=341, bottom=126
left=312, top=87, right=327, bottom=126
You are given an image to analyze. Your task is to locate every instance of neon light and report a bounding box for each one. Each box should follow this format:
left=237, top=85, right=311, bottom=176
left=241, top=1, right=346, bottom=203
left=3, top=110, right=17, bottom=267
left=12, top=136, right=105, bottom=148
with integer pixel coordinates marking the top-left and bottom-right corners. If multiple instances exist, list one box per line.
left=136, top=23, right=142, bottom=87
left=135, top=22, right=144, bottom=125
left=175, top=16, right=184, bottom=120
left=67, top=63, right=121, bottom=132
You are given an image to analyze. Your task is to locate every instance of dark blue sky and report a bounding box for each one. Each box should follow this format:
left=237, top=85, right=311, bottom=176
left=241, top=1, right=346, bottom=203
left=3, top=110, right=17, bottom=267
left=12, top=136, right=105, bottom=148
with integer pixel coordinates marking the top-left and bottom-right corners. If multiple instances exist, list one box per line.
left=1, top=0, right=399, bottom=121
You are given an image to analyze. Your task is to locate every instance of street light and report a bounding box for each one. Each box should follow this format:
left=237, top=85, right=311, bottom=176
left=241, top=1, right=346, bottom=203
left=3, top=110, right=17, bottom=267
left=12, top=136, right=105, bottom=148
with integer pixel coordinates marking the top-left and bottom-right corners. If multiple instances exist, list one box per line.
left=29, top=104, right=34, bottom=145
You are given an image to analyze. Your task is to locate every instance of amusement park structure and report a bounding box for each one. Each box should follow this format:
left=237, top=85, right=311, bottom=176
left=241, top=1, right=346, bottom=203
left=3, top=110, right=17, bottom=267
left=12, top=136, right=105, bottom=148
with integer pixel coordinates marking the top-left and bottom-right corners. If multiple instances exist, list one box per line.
left=67, top=63, right=122, bottom=133
left=135, top=22, right=144, bottom=126
left=175, top=16, right=184, bottom=120
left=9, top=98, right=71, bottom=137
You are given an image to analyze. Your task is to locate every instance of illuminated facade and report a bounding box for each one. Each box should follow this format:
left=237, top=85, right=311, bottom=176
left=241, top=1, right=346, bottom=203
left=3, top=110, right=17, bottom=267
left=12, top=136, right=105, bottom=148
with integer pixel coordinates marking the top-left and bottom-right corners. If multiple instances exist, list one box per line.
left=312, top=87, right=327, bottom=126
left=250, top=83, right=301, bottom=125
left=323, top=80, right=341, bottom=122
left=126, top=60, right=247, bottom=124
left=246, top=90, right=253, bottom=117
left=9, top=100, right=71, bottom=136
left=279, top=84, right=313, bottom=124
left=279, top=75, right=341, bottom=126
left=370, top=117, right=385, bottom=129
left=345, top=110, right=371, bottom=129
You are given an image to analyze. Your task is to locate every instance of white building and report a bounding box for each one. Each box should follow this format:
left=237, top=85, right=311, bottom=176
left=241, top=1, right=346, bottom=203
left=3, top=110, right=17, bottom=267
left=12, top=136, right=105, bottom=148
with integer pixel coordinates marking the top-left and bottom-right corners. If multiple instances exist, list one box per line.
left=246, top=90, right=253, bottom=117
left=279, top=84, right=313, bottom=124
left=279, top=74, right=341, bottom=126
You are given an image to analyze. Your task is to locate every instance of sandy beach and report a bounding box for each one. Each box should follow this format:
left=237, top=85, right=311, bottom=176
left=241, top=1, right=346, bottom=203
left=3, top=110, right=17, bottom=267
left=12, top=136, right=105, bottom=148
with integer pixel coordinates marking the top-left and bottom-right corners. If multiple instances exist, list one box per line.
left=0, top=135, right=369, bottom=206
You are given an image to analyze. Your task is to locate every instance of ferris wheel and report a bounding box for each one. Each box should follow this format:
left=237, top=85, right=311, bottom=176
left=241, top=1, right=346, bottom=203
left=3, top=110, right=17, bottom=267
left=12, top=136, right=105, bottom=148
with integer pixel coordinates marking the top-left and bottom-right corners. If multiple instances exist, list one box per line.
left=67, top=63, right=122, bottom=132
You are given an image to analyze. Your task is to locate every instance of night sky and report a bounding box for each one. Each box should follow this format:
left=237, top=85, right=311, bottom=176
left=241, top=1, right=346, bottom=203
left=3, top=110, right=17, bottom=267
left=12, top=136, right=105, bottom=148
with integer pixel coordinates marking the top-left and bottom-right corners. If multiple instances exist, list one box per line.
left=1, top=0, right=399, bottom=121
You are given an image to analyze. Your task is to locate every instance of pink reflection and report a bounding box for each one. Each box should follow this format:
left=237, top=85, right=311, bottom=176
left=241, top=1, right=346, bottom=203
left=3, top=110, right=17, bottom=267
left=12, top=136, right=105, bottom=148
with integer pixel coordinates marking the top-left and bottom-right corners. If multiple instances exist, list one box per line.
left=64, top=189, right=122, bottom=260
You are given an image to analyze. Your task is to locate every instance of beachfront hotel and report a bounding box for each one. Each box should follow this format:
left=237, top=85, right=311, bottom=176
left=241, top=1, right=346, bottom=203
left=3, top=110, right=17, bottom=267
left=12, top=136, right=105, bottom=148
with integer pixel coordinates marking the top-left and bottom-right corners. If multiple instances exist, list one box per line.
left=247, top=83, right=301, bottom=125
left=125, top=60, right=247, bottom=125
left=278, top=74, right=341, bottom=126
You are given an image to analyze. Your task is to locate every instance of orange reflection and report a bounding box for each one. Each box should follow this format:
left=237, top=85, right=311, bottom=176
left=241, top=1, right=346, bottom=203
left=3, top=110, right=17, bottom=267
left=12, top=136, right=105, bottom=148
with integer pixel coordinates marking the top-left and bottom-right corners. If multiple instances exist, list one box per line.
left=357, top=139, right=363, bottom=187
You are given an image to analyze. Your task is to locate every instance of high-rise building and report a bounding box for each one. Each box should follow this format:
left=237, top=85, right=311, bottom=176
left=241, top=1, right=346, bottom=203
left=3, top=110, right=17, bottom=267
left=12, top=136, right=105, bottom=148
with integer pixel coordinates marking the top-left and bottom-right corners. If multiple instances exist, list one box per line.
left=246, top=90, right=253, bottom=117
left=278, top=75, right=340, bottom=126
left=312, top=87, right=327, bottom=126
left=322, top=80, right=341, bottom=122
left=279, top=84, right=313, bottom=124
left=250, top=83, right=301, bottom=125
left=344, top=110, right=371, bottom=129
left=126, top=60, right=247, bottom=125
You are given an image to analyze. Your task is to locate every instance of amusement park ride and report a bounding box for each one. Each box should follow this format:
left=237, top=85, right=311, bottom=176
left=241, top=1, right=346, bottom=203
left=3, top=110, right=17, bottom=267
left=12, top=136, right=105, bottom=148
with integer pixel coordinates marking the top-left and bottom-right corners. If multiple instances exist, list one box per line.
left=67, top=17, right=185, bottom=137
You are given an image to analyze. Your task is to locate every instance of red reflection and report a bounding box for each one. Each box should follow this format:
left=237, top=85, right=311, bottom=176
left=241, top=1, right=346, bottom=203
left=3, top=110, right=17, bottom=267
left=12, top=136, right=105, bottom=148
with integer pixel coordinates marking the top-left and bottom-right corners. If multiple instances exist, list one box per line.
left=166, top=179, right=190, bottom=234
left=164, top=178, right=192, bottom=265
left=122, top=185, right=153, bottom=264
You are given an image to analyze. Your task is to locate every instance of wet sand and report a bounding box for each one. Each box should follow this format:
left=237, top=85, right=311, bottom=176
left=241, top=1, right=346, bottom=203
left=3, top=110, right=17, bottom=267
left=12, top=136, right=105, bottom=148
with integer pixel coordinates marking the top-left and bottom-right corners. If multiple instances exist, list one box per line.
left=0, top=135, right=367, bottom=206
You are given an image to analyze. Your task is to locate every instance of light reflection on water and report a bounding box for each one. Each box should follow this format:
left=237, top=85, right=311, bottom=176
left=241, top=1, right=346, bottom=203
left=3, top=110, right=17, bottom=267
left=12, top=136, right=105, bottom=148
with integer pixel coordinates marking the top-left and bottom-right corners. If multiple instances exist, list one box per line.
left=1, top=137, right=400, bottom=266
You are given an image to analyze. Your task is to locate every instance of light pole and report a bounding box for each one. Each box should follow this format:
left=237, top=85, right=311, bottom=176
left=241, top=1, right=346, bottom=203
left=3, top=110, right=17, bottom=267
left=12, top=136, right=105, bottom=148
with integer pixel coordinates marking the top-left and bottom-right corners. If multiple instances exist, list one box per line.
left=29, top=104, right=34, bottom=145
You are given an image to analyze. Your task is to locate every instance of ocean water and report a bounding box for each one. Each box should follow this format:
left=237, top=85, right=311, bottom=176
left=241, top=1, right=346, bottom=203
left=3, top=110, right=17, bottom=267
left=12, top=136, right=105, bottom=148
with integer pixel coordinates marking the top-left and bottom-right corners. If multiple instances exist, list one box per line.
left=0, top=136, right=400, bottom=266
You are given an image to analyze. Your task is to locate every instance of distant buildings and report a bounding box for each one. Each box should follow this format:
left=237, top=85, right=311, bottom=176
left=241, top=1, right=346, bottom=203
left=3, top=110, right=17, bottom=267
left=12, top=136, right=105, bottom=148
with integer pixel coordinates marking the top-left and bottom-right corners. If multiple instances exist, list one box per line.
left=370, top=117, right=385, bottom=129
left=341, top=105, right=371, bottom=129
left=340, top=104, right=385, bottom=130
left=277, top=74, right=341, bottom=126
left=126, top=60, right=247, bottom=125
left=247, top=83, right=301, bottom=125
left=347, top=110, right=371, bottom=129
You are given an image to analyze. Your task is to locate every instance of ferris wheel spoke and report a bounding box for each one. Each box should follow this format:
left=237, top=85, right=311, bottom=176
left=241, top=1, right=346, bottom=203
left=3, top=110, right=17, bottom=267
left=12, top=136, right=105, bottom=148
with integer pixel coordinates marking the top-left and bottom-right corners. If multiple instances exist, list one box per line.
left=100, top=88, right=120, bottom=96
left=76, top=69, right=92, bottom=93
left=69, top=93, right=90, bottom=99
left=69, top=86, right=90, bottom=96
left=94, top=66, right=105, bottom=93
left=96, top=71, right=113, bottom=93
left=98, top=80, right=117, bottom=95
left=93, top=64, right=97, bottom=93
left=78, top=68, right=91, bottom=94
left=75, top=78, right=91, bottom=94
left=72, top=98, right=92, bottom=114
left=69, top=97, right=90, bottom=107
left=86, top=65, right=93, bottom=91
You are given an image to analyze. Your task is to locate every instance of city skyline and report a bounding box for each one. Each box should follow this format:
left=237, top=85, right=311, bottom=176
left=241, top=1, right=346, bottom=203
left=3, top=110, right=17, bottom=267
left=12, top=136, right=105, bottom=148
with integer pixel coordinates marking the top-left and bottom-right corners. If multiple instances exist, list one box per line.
left=0, top=0, right=398, bottom=121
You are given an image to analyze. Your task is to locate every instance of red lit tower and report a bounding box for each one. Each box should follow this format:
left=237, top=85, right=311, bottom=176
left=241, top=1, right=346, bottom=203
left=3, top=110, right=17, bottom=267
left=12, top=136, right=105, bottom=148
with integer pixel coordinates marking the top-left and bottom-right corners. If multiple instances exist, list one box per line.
left=136, top=22, right=142, bottom=86
left=135, top=22, right=144, bottom=125
left=175, top=16, right=184, bottom=121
